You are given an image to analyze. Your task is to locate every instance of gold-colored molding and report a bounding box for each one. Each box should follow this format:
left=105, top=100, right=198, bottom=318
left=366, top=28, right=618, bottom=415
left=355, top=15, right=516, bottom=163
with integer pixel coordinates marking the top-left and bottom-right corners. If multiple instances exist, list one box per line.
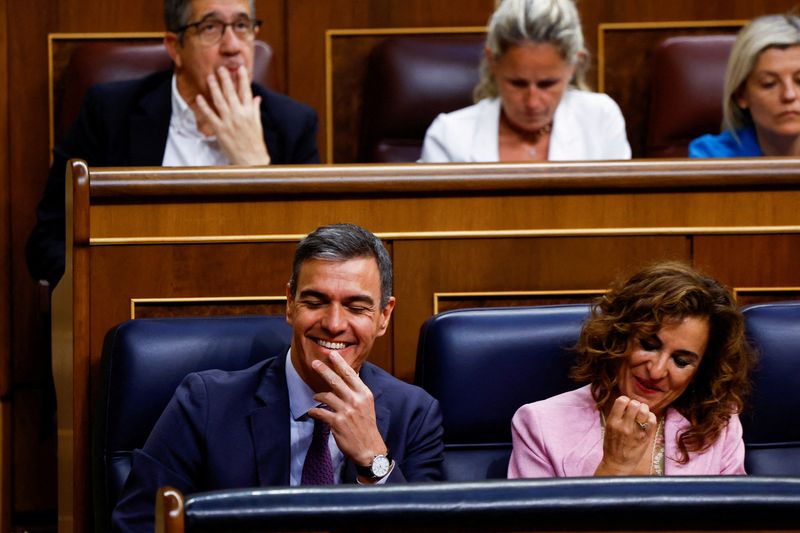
left=433, top=289, right=605, bottom=315
left=130, top=295, right=286, bottom=319
left=48, top=32, right=165, bottom=159
left=90, top=225, right=800, bottom=247
left=596, top=20, right=746, bottom=92
left=733, top=287, right=800, bottom=301
left=324, top=26, right=486, bottom=163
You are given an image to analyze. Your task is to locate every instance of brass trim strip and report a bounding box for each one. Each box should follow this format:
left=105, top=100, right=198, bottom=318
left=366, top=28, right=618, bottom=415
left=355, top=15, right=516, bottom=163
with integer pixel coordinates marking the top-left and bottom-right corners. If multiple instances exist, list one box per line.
left=597, top=20, right=747, bottom=31
left=433, top=289, right=605, bottom=314
left=49, top=32, right=166, bottom=39
left=324, top=26, right=486, bottom=163
left=48, top=32, right=166, bottom=157
left=325, top=31, right=335, bottom=163
left=734, top=287, right=800, bottom=293
left=130, top=295, right=286, bottom=319
left=90, top=225, right=800, bottom=246
left=733, top=287, right=800, bottom=298
left=326, top=27, right=486, bottom=37
left=47, top=35, right=55, bottom=165
left=596, top=19, right=746, bottom=92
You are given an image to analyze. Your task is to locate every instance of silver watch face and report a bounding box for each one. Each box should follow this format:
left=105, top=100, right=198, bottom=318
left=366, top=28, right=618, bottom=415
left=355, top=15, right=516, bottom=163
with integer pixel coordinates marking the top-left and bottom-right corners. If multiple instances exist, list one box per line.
left=371, top=454, right=391, bottom=477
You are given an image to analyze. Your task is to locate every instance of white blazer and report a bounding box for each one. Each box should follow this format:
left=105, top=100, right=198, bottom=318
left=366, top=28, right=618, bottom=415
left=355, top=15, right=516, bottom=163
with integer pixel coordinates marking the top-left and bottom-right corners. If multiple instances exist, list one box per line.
left=419, top=90, right=632, bottom=162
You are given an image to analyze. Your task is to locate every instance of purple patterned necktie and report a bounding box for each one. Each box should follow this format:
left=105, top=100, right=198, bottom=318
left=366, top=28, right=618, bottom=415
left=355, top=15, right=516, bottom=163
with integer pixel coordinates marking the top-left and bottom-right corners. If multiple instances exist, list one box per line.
left=301, top=416, right=334, bottom=485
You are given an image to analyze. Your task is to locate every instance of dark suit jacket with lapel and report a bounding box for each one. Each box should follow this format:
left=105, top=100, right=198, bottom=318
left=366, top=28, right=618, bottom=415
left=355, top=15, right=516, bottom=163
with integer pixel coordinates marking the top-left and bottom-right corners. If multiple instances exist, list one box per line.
left=26, top=69, right=320, bottom=287
left=111, top=352, right=445, bottom=532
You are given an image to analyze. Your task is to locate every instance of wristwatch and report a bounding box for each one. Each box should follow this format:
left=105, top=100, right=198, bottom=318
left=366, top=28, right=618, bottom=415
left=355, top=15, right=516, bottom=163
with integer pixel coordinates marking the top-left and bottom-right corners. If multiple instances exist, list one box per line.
left=356, top=452, right=392, bottom=480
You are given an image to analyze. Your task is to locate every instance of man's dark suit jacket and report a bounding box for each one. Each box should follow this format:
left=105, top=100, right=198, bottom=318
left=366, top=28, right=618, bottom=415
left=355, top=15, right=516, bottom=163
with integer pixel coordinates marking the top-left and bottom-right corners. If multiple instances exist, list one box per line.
left=111, top=352, right=445, bottom=532
left=26, top=69, right=320, bottom=287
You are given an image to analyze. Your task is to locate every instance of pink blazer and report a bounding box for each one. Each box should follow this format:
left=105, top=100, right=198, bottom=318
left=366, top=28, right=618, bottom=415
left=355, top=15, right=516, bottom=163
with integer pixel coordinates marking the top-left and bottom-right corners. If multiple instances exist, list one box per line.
left=508, top=385, right=746, bottom=478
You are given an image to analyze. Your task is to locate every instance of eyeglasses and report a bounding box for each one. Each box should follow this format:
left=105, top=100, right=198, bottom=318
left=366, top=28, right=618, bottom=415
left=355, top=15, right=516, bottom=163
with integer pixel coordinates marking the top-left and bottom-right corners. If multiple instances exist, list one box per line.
left=177, top=16, right=262, bottom=45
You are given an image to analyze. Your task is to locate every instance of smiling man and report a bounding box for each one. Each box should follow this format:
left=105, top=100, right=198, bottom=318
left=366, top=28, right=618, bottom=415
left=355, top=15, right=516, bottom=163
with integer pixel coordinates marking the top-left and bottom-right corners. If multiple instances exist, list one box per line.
left=112, top=224, right=444, bottom=532
left=27, top=0, right=319, bottom=288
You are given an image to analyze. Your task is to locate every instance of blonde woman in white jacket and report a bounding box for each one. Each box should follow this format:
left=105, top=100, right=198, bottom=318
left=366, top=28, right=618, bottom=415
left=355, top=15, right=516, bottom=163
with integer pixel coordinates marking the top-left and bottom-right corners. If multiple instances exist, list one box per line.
left=421, top=0, right=631, bottom=163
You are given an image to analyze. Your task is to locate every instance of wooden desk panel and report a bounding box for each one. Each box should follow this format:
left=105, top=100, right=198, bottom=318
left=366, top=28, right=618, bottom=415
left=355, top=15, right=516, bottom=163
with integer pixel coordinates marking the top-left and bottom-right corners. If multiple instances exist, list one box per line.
left=53, top=159, right=800, bottom=532
left=392, top=235, right=690, bottom=381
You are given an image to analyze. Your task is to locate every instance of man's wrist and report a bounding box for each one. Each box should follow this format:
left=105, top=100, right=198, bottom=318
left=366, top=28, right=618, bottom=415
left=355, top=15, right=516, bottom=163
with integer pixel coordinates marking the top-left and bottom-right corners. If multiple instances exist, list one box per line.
left=356, top=451, right=392, bottom=481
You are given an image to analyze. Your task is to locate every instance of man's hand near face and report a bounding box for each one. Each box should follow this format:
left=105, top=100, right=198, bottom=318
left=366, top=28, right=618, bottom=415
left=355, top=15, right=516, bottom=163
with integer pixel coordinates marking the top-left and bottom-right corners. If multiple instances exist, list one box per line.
left=195, top=64, right=271, bottom=165
left=307, top=351, right=390, bottom=484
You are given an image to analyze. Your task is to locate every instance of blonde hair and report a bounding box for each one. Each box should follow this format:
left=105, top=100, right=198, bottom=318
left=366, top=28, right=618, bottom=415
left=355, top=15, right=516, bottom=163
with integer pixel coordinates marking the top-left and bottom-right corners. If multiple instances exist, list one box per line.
left=723, top=14, right=800, bottom=139
left=474, top=0, right=588, bottom=102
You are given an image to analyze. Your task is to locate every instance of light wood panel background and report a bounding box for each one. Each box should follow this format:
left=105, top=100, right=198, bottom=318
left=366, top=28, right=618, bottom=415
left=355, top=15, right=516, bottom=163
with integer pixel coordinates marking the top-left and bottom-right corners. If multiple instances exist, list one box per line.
left=2, top=1, right=800, bottom=531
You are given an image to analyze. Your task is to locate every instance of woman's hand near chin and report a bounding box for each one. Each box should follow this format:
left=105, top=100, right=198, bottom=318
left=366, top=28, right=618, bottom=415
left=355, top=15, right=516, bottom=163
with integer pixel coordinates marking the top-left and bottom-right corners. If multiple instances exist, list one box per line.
left=594, top=395, right=658, bottom=476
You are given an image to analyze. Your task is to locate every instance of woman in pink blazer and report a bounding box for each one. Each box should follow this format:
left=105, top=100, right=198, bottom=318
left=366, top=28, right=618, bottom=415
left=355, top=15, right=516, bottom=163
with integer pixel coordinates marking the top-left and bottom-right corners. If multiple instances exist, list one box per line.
left=509, top=262, right=754, bottom=477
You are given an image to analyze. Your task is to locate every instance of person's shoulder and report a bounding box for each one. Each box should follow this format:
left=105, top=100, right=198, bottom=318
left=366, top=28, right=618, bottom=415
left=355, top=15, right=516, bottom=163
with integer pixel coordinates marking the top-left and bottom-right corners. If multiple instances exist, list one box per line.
left=689, top=128, right=760, bottom=157
left=189, top=355, right=284, bottom=393
left=516, top=384, right=595, bottom=418
left=562, top=89, right=621, bottom=113
left=436, top=98, right=496, bottom=124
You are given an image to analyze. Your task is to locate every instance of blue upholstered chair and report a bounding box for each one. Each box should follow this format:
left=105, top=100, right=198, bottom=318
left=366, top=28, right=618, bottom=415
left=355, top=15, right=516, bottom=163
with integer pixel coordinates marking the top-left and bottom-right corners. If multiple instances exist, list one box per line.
left=415, top=305, right=590, bottom=481
left=742, top=302, right=800, bottom=475
left=95, top=315, right=291, bottom=531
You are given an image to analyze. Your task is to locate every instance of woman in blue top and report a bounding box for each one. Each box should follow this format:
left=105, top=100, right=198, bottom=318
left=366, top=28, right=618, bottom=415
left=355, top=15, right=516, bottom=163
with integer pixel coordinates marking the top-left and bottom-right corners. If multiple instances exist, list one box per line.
left=690, top=14, right=800, bottom=157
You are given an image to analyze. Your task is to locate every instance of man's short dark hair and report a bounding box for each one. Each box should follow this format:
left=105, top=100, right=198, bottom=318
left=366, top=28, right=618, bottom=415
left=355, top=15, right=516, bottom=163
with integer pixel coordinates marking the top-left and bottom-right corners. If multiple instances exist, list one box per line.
left=289, top=224, right=393, bottom=310
left=164, top=0, right=256, bottom=32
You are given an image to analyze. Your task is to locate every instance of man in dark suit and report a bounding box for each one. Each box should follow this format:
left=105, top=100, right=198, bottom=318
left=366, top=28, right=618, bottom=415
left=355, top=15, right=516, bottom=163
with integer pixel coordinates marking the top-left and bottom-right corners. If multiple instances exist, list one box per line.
left=111, top=224, right=445, bottom=532
left=27, top=0, right=319, bottom=287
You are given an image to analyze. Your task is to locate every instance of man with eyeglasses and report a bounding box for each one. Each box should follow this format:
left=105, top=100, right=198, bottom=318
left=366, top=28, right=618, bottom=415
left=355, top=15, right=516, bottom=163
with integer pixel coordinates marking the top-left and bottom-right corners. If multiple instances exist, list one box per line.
left=26, top=0, right=319, bottom=289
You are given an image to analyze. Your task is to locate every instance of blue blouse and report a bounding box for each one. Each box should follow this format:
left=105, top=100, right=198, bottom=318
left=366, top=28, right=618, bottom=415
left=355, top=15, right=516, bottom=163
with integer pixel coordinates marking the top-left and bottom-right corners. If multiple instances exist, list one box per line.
left=688, top=127, right=763, bottom=158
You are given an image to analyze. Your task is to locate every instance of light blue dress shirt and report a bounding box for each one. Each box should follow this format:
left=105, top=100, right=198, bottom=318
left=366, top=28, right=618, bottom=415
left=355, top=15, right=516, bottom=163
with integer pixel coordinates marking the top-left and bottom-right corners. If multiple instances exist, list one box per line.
left=285, top=350, right=345, bottom=485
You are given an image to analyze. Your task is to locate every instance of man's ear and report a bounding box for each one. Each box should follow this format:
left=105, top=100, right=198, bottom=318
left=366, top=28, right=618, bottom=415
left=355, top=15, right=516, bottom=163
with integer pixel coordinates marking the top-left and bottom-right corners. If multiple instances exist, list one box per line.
left=376, top=297, right=396, bottom=337
left=164, top=32, right=183, bottom=68
left=285, top=283, right=294, bottom=325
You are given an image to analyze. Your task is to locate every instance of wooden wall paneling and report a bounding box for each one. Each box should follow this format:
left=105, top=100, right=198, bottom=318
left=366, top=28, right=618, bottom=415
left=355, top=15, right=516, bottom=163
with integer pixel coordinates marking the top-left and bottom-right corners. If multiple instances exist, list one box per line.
left=7, top=0, right=59, bottom=524
left=9, top=0, right=170, bottom=526
left=255, top=0, right=286, bottom=94
left=693, top=234, right=800, bottom=307
left=131, top=298, right=288, bottom=319
left=0, top=402, right=7, bottom=533
left=0, top=0, right=8, bottom=398
left=391, top=235, right=690, bottom=381
left=0, top=0, right=10, bottom=530
left=286, top=0, right=495, bottom=162
left=433, top=290, right=606, bottom=315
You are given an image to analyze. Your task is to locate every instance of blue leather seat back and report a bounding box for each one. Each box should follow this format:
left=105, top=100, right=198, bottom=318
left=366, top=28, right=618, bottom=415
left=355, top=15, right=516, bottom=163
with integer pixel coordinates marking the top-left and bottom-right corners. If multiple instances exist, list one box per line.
left=415, top=305, right=590, bottom=480
left=742, top=302, right=800, bottom=475
left=96, top=315, right=292, bottom=524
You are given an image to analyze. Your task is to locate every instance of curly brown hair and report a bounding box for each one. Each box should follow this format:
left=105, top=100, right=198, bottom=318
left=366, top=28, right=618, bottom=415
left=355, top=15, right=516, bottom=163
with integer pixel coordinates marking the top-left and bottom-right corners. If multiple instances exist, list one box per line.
left=571, top=261, right=754, bottom=464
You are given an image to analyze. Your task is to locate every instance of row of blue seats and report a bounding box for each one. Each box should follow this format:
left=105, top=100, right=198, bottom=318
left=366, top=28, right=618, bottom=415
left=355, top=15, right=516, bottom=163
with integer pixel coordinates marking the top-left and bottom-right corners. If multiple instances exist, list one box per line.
left=98, top=301, right=800, bottom=529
